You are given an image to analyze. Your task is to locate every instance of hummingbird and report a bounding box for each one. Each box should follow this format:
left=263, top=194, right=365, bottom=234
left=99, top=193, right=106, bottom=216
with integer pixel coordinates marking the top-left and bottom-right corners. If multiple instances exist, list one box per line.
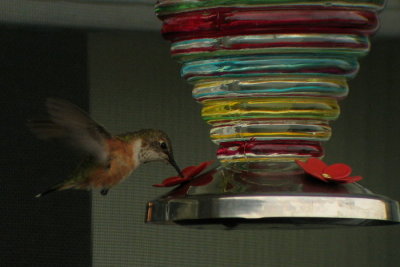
left=28, top=98, right=183, bottom=197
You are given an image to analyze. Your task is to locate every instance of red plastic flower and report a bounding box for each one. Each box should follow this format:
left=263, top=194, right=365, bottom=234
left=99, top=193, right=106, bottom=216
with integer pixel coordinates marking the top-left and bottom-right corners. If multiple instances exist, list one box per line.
left=153, top=160, right=214, bottom=187
left=295, top=158, right=363, bottom=183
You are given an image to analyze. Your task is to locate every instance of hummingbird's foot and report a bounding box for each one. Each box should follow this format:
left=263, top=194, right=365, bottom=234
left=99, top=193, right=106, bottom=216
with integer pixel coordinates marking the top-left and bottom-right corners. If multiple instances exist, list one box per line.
left=100, top=188, right=109, bottom=196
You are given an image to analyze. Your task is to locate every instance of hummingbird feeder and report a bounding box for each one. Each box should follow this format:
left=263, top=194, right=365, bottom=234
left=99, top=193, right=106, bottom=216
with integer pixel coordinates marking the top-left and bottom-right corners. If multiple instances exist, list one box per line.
left=145, top=0, right=400, bottom=229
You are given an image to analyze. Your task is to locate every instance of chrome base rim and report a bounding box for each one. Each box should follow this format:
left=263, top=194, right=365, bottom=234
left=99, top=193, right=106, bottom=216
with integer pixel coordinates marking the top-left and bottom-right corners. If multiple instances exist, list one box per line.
left=146, top=193, right=400, bottom=229
left=146, top=164, right=400, bottom=229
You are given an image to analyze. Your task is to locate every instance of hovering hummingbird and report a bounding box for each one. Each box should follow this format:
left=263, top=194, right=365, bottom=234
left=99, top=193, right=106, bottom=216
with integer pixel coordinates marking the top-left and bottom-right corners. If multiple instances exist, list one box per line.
left=28, top=98, right=183, bottom=197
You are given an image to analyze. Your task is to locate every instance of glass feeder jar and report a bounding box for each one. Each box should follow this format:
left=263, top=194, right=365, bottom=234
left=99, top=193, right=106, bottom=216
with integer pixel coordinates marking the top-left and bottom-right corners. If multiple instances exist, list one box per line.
left=146, top=0, right=400, bottom=229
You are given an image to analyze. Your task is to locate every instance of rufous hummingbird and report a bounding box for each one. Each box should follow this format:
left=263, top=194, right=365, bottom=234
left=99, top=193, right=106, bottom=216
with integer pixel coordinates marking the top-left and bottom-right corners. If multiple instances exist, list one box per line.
left=29, top=98, right=183, bottom=197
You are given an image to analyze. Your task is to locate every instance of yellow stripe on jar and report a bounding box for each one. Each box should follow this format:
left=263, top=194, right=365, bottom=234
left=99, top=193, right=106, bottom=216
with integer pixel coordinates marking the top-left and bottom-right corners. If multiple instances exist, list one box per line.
left=201, top=97, right=340, bottom=123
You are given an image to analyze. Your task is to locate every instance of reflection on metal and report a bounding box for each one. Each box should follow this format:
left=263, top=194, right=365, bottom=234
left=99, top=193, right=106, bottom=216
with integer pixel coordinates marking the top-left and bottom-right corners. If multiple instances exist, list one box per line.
left=146, top=163, right=400, bottom=229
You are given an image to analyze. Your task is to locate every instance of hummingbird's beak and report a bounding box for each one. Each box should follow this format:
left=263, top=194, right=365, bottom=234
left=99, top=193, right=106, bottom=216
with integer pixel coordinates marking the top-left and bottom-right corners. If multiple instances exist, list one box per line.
left=168, top=156, right=184, bottom=177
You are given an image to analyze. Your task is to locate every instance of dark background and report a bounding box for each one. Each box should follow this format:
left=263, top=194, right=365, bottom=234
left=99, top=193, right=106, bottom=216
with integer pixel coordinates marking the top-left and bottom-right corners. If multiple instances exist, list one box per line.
left=0, top=29, right=91, bottom=266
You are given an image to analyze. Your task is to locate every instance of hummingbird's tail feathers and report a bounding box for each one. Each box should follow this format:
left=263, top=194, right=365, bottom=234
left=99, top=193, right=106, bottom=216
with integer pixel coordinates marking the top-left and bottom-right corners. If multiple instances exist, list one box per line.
left=35, top=182, right=74, bottom=198
left=35, top=185, right=61, bottom=198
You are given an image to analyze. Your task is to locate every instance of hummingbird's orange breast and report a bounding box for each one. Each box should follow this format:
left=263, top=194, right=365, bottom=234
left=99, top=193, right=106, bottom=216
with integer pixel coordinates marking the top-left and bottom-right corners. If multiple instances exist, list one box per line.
left=86, top=138, right=137, bottom=188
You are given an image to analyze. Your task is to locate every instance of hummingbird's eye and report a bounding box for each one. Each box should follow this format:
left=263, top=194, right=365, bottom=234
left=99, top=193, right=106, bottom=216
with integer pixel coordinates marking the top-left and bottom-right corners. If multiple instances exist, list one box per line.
left=160, top=142, right=168, bottom=150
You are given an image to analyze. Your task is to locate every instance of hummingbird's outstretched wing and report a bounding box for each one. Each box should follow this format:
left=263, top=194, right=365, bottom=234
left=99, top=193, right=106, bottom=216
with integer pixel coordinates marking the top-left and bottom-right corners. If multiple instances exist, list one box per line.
left=28, top=98, right=112, bottom=165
